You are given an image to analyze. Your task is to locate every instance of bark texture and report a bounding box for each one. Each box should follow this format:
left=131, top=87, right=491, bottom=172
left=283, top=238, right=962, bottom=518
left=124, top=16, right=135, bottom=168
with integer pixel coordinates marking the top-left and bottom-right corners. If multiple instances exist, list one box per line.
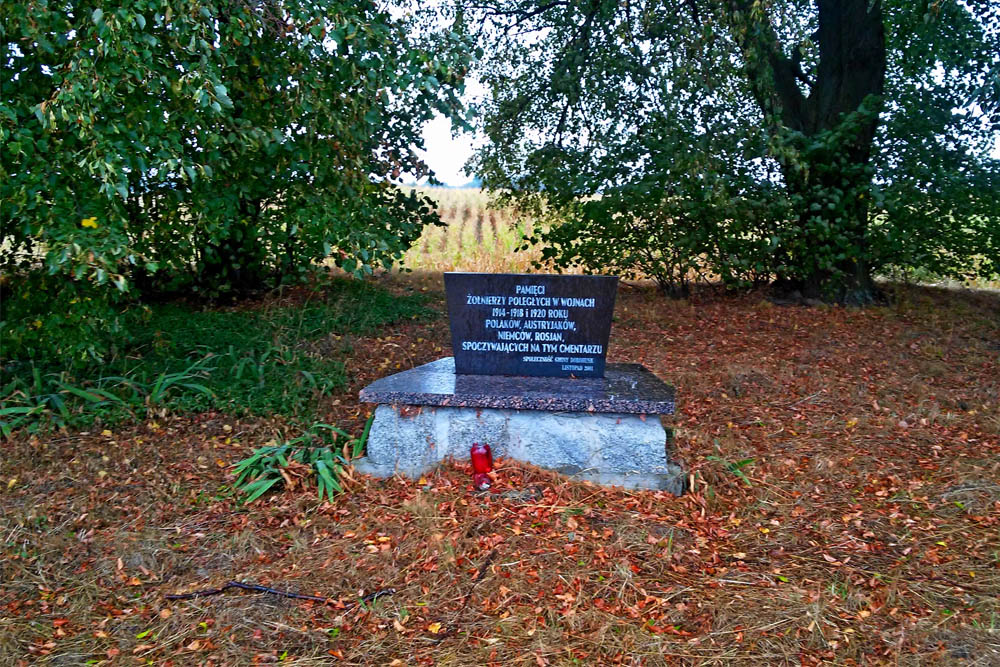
left=731, top=0, right=887, bottom=303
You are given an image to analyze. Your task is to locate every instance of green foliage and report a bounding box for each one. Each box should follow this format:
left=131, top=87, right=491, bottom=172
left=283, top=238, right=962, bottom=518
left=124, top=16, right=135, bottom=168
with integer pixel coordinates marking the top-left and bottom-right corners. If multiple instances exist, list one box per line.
left=1, top=274, right=125, bottom=366
left=0, top=279, right=434, bottom=434
left=0, top=357, right=216, bottom=436
left=233, top=417, right=373, bottom=503
left=2, top=0, right=471, bottom=359
left=519, top=127, right=786, bottom=296
left=461, top=0, right=1000, bottom=301
left=705, top=454, right=755, bottom=488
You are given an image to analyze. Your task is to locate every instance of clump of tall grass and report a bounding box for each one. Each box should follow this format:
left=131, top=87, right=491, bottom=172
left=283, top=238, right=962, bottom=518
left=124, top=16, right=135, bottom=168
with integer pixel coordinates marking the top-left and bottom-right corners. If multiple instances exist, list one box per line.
left=0, top=278, right=434, bottom=435
left=232, top=416, right=374, bottom=503
left=0, top=358, right=216, bottom=437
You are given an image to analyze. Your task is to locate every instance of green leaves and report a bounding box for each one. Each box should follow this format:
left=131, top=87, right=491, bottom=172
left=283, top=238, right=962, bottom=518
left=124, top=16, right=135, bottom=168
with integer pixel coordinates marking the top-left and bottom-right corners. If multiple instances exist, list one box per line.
left=464, top=0, right=1000, bottom=299
left=232, top=415, right=375, bottom=504
left=3, top=0, right=471, bottom=360
left=0, top=406, right=45, bottom=439
left=706, top=454, right=755, bottom=488
left=237, top=476, right=281, bottom=505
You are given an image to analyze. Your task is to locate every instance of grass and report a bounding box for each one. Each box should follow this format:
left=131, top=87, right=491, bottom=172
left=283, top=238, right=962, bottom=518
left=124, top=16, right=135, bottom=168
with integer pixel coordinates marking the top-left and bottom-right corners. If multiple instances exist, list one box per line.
left=1, top=279, right=998, bottom=664
left=1, top=190, right=999, bottom=663
left=0, top=277, right=435, bottom=433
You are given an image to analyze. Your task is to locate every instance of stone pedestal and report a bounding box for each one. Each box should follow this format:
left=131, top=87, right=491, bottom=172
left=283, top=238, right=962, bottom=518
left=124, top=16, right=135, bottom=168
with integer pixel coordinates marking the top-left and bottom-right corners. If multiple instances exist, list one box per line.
left=355, top=357, right=685, bottom=494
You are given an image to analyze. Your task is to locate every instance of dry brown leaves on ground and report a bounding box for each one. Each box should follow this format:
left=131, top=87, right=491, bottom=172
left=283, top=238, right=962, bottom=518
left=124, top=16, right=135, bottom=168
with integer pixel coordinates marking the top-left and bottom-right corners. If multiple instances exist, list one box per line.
left=1, top=279, right=998, bottom=665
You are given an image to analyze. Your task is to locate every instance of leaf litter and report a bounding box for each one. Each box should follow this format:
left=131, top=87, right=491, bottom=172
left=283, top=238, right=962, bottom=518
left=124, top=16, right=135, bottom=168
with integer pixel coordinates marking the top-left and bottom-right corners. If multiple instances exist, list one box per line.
left=1, top=279, right=998, bottom=665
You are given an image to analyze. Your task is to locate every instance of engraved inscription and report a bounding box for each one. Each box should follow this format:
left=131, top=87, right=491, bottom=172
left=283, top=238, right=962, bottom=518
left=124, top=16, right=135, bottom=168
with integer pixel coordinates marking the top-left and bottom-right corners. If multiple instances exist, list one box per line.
left=445, top=273, right=618, bottom=378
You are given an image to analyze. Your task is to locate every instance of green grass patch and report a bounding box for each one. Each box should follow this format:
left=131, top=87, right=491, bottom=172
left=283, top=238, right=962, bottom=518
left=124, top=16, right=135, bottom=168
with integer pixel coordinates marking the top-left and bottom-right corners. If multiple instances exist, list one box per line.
left=1, top=278, right=434, bottom=434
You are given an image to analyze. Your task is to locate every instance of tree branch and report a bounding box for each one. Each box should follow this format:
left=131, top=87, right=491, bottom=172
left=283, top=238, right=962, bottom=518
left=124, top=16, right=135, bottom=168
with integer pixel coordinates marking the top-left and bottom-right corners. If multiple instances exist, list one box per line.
left=165, top=581, right=396, bottom=607
left=724, top=0, right=809, bottom=132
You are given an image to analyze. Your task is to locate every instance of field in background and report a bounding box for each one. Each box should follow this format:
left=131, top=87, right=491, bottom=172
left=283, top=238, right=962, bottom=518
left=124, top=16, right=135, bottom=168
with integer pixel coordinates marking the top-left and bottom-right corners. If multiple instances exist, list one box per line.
left=400, top=188, right=1000, bottom=292
left=401, top=188, right=550, bottom=274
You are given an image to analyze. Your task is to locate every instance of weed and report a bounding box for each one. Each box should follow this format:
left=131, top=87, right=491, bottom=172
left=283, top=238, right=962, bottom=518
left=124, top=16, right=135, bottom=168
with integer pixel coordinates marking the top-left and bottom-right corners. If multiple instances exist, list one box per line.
left=232, top=415, right=374, bottom=503
left=706, top=449, right=756, bottom=487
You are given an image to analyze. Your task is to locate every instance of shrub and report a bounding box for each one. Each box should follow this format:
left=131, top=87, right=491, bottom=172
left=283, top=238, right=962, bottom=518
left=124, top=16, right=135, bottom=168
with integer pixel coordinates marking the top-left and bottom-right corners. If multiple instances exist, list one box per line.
left=2, top=0, right=472, bottom=359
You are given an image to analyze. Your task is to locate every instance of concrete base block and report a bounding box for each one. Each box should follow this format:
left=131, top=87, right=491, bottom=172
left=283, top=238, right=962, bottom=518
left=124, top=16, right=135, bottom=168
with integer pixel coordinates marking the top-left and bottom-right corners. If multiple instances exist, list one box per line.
left=357, top=404, right=685, bottom=494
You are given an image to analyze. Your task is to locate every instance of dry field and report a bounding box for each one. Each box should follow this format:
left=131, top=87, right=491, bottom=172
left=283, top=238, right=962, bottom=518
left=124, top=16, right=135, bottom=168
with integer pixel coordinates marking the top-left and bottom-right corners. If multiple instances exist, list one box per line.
left=400, top=188, right=549, bottom=275
left=2, top=277, right=999, bottom=665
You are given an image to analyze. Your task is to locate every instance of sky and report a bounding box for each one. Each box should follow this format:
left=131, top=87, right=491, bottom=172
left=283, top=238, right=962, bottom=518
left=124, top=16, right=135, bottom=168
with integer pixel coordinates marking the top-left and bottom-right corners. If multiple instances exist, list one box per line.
left=413, top=75, right=487, bottom=187
left=417, top=113, right=481, bottom=186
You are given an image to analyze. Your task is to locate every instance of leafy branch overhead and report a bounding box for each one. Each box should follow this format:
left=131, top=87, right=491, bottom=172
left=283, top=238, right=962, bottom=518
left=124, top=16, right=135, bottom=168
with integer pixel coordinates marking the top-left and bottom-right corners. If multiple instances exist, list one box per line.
left=1, top=0, right=472, bottom=363
left=459, top=0, right=1000, bottom=302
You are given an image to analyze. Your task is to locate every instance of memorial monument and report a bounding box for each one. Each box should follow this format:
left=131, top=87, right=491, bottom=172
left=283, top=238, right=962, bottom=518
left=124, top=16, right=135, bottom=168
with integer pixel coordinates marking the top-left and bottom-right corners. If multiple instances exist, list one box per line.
left=354, top=272, right=685, bottom=494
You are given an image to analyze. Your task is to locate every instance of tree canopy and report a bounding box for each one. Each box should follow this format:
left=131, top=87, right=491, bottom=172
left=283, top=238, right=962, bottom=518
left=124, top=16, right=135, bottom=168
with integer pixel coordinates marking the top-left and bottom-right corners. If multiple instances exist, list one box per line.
left=462, top=0, right=1000, bottom=301
left=2, top=0, right=471, bottom=362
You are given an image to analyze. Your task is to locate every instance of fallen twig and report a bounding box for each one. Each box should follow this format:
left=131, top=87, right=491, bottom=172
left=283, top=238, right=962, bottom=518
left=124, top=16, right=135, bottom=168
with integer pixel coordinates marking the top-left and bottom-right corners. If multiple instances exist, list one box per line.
left=787, top=390, right=825, bottom=407
left=471, top=549, right=498, bottom=584
left=165, top=581, right=395, bottom=608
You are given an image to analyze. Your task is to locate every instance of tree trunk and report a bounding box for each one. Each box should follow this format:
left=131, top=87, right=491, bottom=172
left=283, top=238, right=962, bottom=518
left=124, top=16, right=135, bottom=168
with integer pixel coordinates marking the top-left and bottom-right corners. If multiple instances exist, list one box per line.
left=730, top=0, right=887, bottom=303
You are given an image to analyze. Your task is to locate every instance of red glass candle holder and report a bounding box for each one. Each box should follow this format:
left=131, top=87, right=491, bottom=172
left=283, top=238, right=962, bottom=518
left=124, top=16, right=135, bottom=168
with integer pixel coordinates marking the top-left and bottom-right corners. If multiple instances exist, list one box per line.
left=473, top=472, right=492, bottom=491
left=470, top=443, right=493, bottom=474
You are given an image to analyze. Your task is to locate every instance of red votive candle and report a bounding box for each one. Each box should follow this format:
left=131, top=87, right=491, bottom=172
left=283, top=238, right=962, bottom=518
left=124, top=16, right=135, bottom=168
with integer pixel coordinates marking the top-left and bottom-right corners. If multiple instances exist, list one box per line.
left=473, top=472, right=492, bottom=491
left=470, top=443, right=493, bottom=474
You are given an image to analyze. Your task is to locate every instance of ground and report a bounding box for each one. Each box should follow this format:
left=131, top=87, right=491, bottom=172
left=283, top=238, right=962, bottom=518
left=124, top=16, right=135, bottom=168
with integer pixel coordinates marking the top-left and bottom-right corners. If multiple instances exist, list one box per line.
left=1, top=276, right=998, bottom=665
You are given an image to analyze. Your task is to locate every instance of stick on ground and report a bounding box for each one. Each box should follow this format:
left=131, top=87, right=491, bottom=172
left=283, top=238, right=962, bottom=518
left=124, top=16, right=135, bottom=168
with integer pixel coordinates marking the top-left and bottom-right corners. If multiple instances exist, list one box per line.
left=165, top=581, right=395, bottom=609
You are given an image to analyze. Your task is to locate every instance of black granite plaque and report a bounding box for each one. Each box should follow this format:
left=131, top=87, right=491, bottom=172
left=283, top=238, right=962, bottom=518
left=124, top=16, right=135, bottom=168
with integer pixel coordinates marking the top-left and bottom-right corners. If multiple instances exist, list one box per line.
left=444, top=272, right=618, bottom=378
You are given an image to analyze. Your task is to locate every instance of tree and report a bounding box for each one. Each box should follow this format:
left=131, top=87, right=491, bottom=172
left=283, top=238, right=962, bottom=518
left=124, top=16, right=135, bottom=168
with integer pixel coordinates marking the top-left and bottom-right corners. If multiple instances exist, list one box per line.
left=462, top=0, right=1000, bottom=302
left=2, top=0, right=471, bottom=362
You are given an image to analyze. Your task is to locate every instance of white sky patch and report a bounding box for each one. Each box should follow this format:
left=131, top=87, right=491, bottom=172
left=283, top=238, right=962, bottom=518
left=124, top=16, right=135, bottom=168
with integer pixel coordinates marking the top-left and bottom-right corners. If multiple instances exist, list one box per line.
left=417, top=114, right=481, bottom=186
left=413, top=76, right=487, bottom=186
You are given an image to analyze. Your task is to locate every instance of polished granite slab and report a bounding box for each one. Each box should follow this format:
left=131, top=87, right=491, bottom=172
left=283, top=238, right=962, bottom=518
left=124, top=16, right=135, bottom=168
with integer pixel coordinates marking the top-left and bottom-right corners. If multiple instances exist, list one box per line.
left=444, top=272, right=618, bottom=378
left=359, top=357, right=674, bottom=415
